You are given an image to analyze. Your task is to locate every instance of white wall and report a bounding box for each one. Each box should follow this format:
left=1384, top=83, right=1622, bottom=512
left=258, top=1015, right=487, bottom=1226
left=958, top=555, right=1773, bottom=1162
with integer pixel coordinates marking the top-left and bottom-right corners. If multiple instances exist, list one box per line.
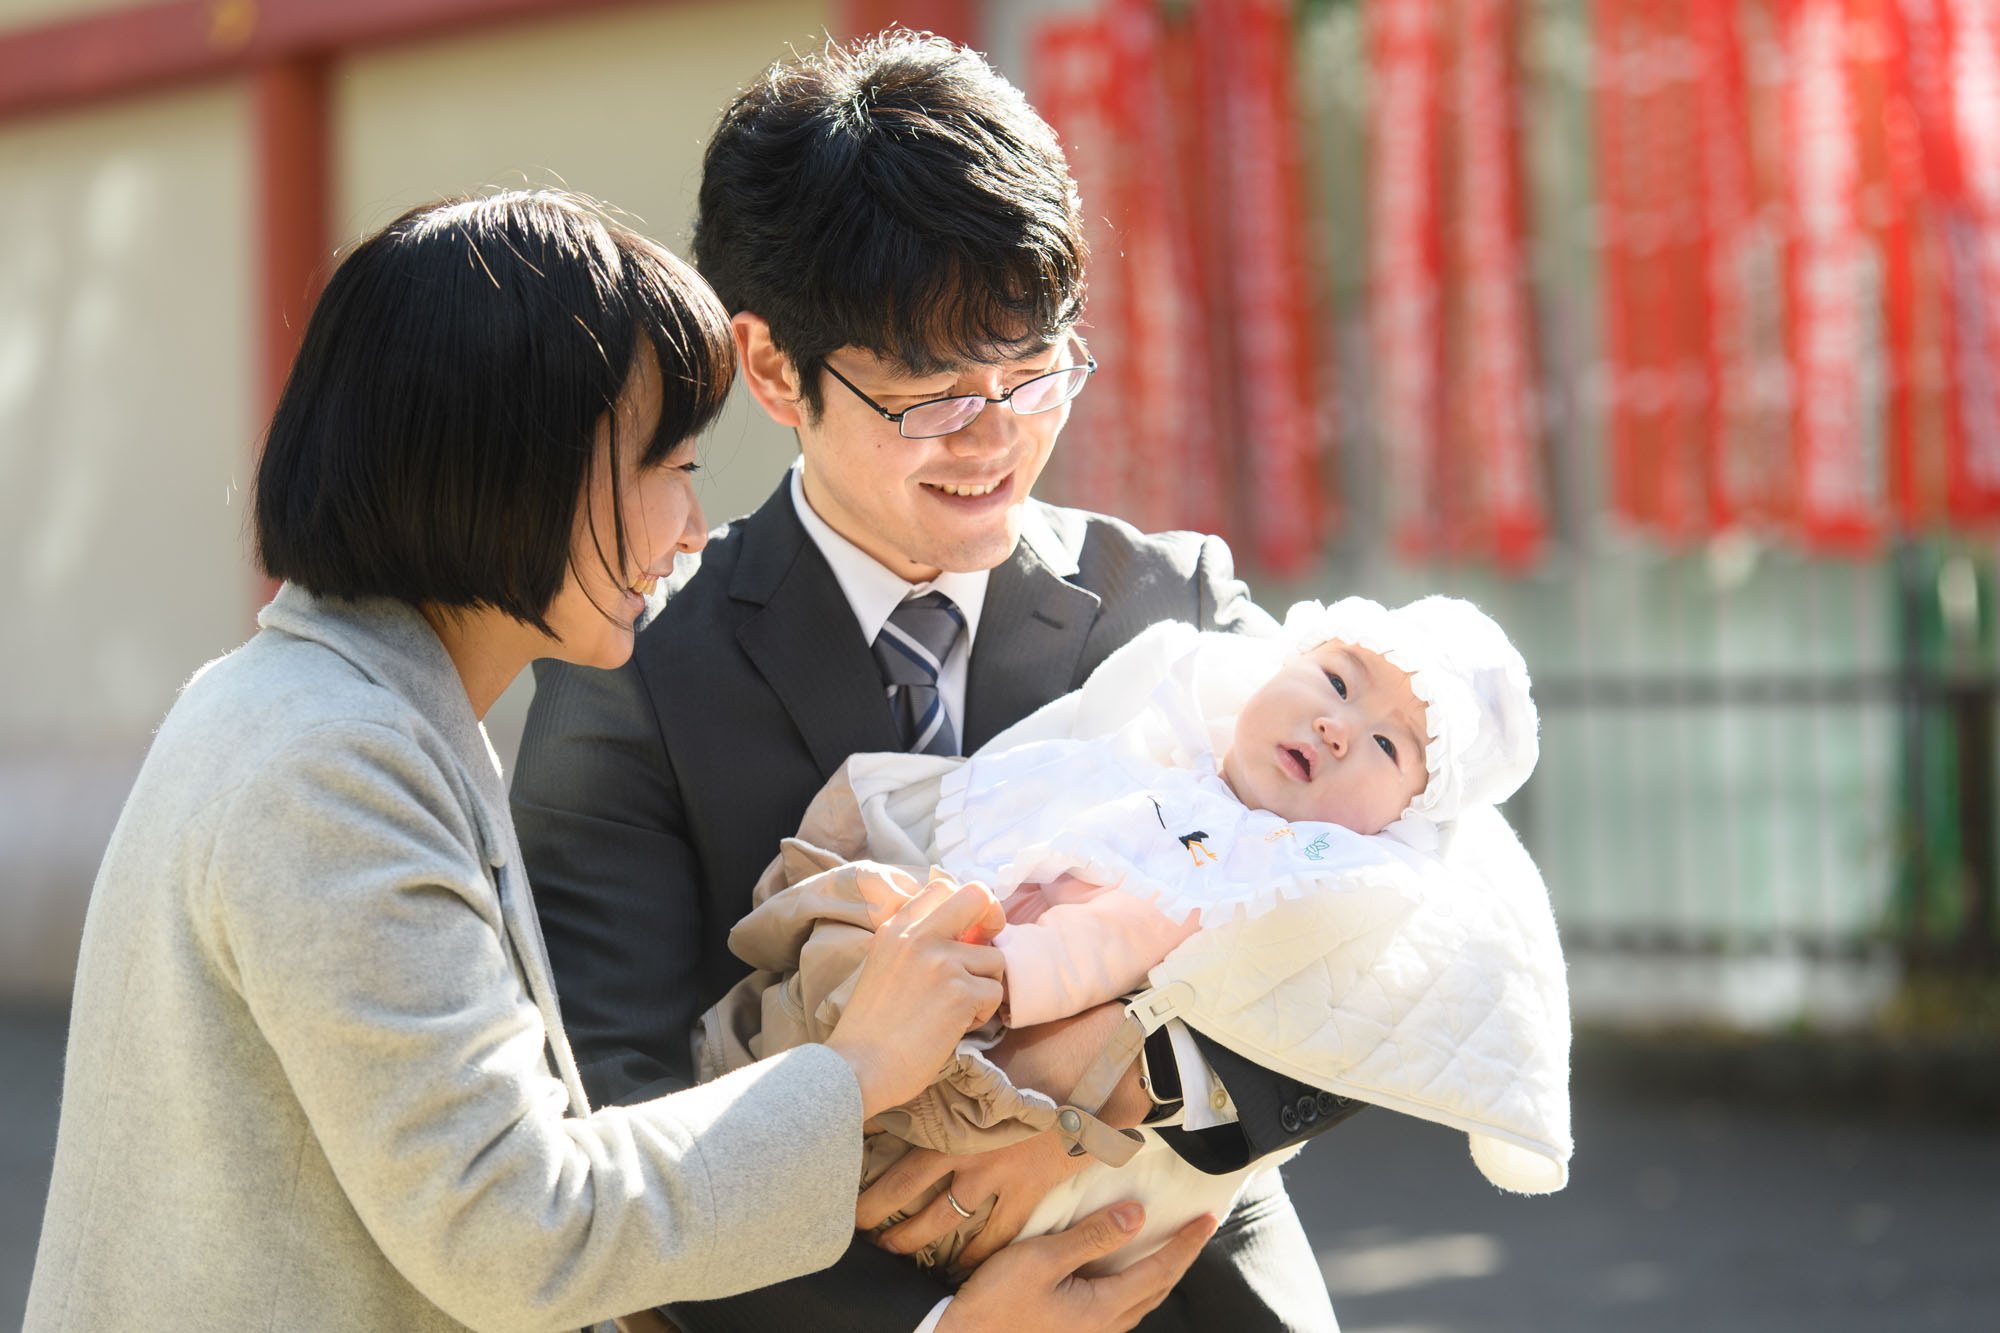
left=0, top=83, right=255, bottom=999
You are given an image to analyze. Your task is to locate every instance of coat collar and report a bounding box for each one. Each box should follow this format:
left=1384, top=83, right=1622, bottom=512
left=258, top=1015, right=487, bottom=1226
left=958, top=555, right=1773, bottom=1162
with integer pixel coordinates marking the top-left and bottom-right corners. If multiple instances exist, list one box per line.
left=725, top=480, right=1102, bottom=765
left=255, top=582, right=591, bottom=1115
left=257, top=583, right=504, bottom=831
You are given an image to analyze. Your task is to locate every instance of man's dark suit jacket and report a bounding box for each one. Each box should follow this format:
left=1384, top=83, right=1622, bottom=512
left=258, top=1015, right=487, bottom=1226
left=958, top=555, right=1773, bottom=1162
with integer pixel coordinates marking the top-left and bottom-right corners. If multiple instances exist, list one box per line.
left=511, top=481, right=1352, bottom=1332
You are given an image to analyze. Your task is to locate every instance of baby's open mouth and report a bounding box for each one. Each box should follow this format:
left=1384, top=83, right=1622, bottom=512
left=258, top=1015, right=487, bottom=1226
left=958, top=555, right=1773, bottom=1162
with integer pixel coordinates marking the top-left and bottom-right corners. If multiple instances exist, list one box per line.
left=1284, top=744, right=1313, bottom=780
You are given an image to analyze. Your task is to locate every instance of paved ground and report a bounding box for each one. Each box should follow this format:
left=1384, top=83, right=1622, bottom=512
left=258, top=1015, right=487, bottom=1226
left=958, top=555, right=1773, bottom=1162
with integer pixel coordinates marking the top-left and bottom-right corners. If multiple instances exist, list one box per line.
left=5, top=1006, right=1996, bottom=1330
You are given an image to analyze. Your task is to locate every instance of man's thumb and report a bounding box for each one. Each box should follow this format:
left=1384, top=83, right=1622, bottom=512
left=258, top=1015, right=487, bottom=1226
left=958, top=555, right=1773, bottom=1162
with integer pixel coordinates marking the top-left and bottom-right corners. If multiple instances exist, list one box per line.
left=1054, top=1202, right=1144, bottom=1265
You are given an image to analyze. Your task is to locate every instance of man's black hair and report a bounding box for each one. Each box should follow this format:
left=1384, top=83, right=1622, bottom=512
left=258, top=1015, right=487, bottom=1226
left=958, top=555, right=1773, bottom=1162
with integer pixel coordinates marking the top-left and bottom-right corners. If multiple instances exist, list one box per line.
left=255, top=190, right=733, bottom=633
left=693, top=29, right=1087, bottom=413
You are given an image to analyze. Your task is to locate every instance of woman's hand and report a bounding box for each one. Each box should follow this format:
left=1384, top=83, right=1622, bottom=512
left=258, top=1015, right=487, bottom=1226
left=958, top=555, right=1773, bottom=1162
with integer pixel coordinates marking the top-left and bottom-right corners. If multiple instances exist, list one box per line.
left=823, top=875, right=1006, bottom=1119
left=940, top=1204, right=1217, bottom=1333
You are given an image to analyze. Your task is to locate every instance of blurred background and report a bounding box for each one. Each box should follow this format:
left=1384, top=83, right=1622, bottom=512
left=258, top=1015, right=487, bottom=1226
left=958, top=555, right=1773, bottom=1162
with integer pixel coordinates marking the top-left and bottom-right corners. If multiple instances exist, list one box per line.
left=1, top=0, right=1995, bottom=1328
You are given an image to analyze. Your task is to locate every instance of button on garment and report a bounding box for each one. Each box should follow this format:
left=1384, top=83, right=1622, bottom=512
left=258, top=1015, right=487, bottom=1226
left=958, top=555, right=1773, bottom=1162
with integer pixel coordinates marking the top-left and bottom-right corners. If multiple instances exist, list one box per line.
left=872, top=591, right=966, bottom=756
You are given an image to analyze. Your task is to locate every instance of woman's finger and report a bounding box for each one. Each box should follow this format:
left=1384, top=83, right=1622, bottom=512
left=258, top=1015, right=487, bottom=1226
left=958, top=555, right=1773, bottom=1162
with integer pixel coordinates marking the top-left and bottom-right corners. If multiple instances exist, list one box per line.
left=894, top=881, right=1001, bottom=942
left=855, top=1146, right=951, bottom=1230
left=942, top=937, right=1007, bottom=980
left=881, top=873, right=955, bottom=927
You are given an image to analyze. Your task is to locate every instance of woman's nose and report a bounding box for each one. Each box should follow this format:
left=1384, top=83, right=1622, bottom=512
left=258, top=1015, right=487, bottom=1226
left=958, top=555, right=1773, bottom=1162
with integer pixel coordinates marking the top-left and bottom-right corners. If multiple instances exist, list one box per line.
left=679, top=493, right=710, bottom=554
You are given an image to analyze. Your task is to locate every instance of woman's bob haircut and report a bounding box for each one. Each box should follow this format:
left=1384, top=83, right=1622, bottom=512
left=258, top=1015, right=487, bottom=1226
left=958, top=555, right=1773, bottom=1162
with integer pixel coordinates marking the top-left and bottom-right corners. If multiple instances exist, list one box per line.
left=255, top=190, right=733, bottom=633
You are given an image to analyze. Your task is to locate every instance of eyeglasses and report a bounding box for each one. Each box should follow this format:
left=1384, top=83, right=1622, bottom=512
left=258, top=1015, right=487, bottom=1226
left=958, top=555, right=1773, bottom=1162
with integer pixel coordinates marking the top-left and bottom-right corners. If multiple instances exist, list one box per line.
left=822, top=347, right=1098, bottom=440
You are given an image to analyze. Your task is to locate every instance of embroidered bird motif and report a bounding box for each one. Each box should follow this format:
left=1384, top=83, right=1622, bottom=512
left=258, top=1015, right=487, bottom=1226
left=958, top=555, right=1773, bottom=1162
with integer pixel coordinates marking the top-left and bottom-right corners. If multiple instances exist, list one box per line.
left=1179, top=831, right=1216, bottom=866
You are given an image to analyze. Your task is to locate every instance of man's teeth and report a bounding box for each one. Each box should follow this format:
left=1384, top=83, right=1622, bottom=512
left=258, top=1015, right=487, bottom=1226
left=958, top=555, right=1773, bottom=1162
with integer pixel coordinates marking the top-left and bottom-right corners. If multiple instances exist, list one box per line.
left=630, top=574, right=659, bottom=596
left=929, top=479, right=1002, bottom=497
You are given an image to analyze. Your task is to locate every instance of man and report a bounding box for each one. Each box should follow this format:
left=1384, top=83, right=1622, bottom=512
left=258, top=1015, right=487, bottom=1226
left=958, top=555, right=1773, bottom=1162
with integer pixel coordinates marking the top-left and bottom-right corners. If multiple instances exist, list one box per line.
left=512, top=31, right=1356, bottom=1333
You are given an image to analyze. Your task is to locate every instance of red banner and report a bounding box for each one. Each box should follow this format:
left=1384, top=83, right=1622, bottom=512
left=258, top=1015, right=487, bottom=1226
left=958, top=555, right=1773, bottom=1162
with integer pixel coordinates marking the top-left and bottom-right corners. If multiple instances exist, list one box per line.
left=1941, top=0, right=2000, bottom=518
left=1598, top=0, right=1717, bottom=540
left=1031, top=16, right=1131, bottom=515
left=1191, top=0, right=1326, bottom=574
left=1894, top=0, right=1972, bottom=525
left=1369, top=0, right=1446, bottom=558
left=1444, top=0, right=1546, bottom=568
left=1784, top=0, right=1885, bottom=547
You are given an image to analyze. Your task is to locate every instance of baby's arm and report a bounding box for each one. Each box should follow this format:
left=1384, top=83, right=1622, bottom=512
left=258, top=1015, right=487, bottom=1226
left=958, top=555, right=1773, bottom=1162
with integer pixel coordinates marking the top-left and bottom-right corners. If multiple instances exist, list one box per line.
left=998, top=876, right=1201, bottom=1027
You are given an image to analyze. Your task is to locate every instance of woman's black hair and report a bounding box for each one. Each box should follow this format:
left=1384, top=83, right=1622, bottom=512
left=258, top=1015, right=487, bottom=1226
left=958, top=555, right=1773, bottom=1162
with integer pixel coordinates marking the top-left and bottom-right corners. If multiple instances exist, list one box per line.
left=692, top=30, right=1087, bottom=414
left=255, top=189, right=733, bottom=633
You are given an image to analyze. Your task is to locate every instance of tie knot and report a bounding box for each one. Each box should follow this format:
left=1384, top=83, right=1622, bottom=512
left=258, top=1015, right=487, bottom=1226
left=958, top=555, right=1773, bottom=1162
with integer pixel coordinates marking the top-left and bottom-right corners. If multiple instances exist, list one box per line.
left=873, top=591, right=964, bottom=687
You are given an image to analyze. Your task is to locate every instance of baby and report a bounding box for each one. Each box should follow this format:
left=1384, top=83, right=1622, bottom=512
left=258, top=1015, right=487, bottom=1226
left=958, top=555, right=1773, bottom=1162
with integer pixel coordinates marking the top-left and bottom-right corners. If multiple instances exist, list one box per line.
left=699, top=595, right=1571, bottom=1277
left=947, top=593, right=1541, bottom=1031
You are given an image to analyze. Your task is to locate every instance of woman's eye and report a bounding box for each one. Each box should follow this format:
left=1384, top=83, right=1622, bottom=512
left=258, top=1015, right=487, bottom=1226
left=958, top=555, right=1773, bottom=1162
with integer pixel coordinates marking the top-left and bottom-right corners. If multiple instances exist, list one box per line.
left=1375, top=735, right=1397, bottom=762
left=676, top=461, right=702, bottom=475
left=1324, top=671, right=1346, bottom=698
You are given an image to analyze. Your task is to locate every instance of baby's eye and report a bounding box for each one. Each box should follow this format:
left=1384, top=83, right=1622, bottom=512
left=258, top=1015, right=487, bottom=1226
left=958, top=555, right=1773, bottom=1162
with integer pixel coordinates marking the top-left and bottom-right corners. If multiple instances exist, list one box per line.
left=1375, top=735, right=1397, bottom=762
left=1324, top=671, right=1347, bottom=698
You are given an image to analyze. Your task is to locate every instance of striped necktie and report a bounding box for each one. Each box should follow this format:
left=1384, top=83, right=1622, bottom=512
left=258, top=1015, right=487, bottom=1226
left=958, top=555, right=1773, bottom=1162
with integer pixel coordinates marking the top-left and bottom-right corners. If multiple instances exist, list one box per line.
left=871, top=591, right=966, bottom=756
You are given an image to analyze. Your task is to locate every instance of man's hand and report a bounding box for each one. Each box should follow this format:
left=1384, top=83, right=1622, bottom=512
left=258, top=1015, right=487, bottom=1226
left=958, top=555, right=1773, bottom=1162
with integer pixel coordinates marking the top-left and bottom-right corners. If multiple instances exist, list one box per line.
left=859, top=1132, right=1089, bottom=1262
left=940, top=1203, right=1217, bottom=1333
left=857, top=999, right=1152, bottom=1263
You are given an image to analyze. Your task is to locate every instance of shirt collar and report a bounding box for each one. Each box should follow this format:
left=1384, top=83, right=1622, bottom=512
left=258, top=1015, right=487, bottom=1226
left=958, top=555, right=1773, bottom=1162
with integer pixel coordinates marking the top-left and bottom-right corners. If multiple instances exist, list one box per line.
left=788, top=459, right=989, bottom=647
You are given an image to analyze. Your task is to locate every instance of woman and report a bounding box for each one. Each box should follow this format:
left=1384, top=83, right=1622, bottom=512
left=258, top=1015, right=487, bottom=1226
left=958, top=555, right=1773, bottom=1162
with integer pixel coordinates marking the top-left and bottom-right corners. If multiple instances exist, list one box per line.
left=24, top=191, right=1009, bottom=1332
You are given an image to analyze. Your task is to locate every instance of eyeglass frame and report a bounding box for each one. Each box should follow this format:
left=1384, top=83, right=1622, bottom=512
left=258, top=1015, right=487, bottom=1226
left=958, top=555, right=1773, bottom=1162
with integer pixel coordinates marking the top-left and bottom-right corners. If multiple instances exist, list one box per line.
left=819, top=343, right=1098, bottom=440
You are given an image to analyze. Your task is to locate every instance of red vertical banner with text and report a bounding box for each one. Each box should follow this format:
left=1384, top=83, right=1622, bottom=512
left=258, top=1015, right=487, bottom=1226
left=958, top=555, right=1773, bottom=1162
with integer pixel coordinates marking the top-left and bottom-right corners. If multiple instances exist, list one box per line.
left=1942, top=0, right=2000, bottom=519
left=1032, top=16, right=1131, bottom=515
left=1889, top=0, right=1968, bottom=527
left=1444, top=0, right=1546, bottom=567
left=1785, top=0, right=1885, bottom=547
left=1106, top=0, right=1225, bottom=536
left=1598, top=0, right=1717, bottom=539
left=1033, top=3, right=1230, bottom=543
left=1370, top=0, right=1446, bottom=558
left=1193, top=0, right=1327, bottom=575
left=1694, top=0, right=1772, bottom=528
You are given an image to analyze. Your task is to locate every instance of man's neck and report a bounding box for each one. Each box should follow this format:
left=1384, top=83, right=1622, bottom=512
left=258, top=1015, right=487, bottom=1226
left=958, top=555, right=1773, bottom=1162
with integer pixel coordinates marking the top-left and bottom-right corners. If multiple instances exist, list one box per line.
left=797, top=464, right=942, bottom=583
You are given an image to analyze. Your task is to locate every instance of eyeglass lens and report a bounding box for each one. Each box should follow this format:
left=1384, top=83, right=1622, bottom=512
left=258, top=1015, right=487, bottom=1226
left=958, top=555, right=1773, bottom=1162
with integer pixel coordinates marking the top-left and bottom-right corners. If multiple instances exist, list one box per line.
left=899, top=365, right=1093, bottom=439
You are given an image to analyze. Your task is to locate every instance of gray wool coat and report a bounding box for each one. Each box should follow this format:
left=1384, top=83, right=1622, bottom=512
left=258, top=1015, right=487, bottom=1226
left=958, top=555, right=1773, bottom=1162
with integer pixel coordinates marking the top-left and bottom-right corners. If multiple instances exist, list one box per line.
left=26, top=585, right=863, bottom=1333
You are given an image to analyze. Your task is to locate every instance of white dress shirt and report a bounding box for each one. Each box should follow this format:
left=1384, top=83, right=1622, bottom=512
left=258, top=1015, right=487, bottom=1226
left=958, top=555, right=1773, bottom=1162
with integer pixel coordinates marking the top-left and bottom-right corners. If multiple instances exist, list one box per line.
left=790, top=462, right=988, bottom=742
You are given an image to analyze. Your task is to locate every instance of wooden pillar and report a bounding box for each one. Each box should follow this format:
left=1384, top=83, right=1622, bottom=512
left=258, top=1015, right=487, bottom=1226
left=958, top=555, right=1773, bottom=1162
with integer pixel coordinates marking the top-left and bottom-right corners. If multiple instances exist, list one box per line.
left=251, top=56, right=330, bottom=603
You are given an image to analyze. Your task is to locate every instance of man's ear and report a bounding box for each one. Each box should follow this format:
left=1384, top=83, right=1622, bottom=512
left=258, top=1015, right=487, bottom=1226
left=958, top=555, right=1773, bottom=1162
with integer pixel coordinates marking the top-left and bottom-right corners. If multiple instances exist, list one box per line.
left=732, top=312, right=805, bottom=429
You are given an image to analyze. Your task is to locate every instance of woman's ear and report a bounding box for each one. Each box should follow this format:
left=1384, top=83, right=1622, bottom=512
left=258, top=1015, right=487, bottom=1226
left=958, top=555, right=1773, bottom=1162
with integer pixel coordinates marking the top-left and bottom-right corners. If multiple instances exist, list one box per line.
left=732, top=311, right=805, bottom=428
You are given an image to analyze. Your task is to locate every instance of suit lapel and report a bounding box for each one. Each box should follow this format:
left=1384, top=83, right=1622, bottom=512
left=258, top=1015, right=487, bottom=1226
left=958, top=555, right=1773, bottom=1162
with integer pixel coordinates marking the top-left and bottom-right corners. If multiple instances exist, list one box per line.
left=731, top=483, right=902, bottom=775
left=963, top=516, right=1102, bottom=751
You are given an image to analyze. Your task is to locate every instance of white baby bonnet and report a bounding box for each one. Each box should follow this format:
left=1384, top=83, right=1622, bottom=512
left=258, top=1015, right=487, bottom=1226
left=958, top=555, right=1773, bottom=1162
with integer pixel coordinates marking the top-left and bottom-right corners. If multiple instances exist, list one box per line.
left=1283, top=596, right=1539, bottom=852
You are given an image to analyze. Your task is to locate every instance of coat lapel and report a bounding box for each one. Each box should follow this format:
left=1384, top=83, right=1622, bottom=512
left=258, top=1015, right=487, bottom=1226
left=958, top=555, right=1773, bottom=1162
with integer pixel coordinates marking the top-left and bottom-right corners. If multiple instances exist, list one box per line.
left=963, top=508, right=1102, bottom=751
left=731, top=483, right=903, bottom=775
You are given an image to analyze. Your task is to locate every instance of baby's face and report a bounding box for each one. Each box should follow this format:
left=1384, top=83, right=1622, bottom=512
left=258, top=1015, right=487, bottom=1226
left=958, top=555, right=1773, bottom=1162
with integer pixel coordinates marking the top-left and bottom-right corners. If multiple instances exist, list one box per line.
left=1221, top=639, right=1430, bottom=833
